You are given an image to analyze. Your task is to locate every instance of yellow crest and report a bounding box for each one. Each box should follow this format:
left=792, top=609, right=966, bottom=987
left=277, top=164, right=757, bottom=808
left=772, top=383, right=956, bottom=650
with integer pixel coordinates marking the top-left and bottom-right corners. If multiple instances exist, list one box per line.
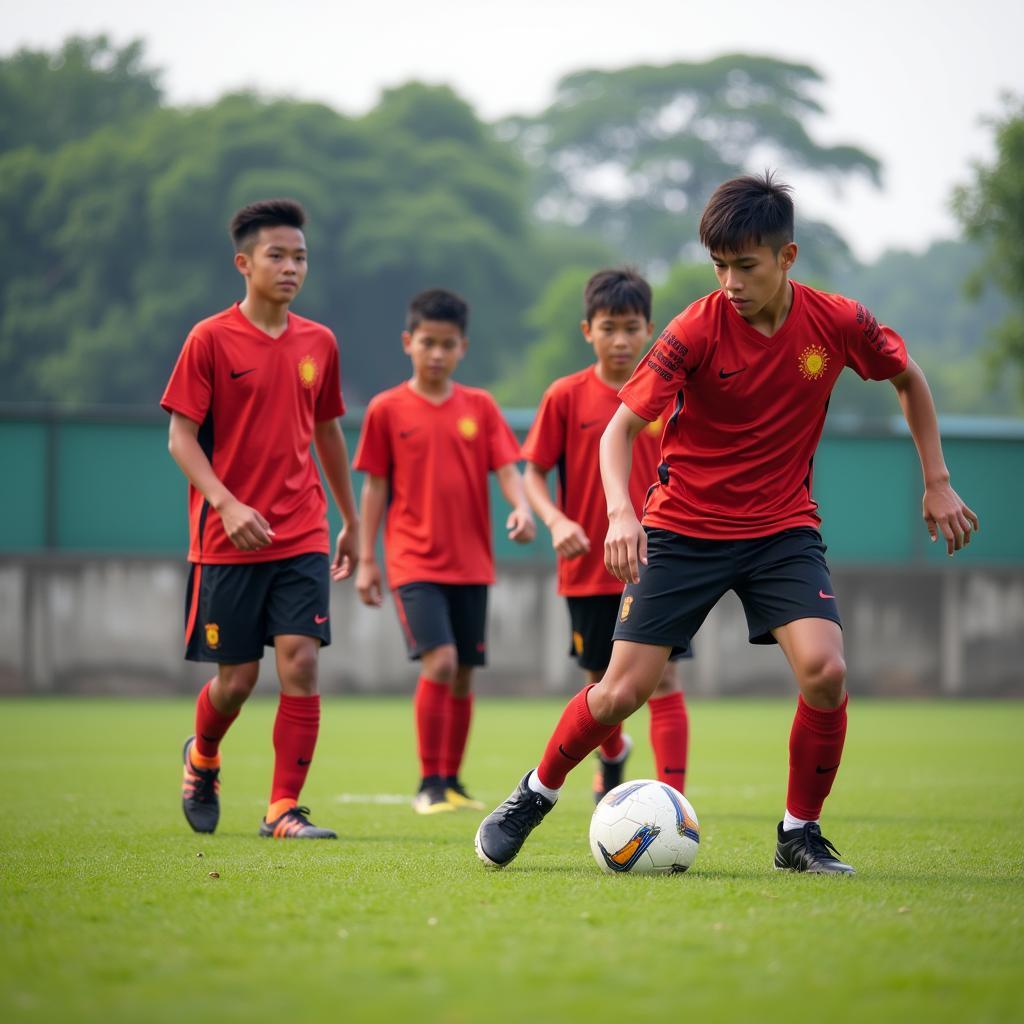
left=457, top=416, right=478, bottom=440
left=645, top=417, right=664, bottom=437
left=573, top=631, right=584, bottom=656
left=619, top=596, right=634, bottom=622
left=204, top=623, right=220, bottom=649
left=298, top=355, right=319, bottom=389
left=797, top=344, right=829, bottom=381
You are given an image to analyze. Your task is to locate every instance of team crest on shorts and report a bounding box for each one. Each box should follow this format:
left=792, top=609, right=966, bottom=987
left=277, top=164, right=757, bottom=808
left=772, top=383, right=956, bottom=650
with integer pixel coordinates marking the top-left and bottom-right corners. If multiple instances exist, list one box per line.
left=457, top=416, right=478, bottom=440
left=204, top=623, right=220, bottom=649
left=620, top=596, right=634, bottom=622
left=573, top=630, right=584, bottom=655
left=297, top=355, right=319, bottom=389
left=797, top=344, right=829, bottom=381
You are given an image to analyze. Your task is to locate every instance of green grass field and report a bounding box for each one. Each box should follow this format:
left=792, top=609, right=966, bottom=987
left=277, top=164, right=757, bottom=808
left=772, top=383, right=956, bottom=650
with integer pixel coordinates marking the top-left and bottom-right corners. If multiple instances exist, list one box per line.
left=2, top=697, right=1022, bottom=1023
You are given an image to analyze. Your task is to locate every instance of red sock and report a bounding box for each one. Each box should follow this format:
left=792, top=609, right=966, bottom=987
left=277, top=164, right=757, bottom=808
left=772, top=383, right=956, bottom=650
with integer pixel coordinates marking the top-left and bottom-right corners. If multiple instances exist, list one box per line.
left=648, top=691, right=689, bottom=792
left=442, top=692, right=473, bottom=779
left=194, top=680, right=239, bottom=760
left=414, top=676, right=448, bottom=779
left=537, top=685, right=618, bottom=790
left=786, top=694, right=848, bottom=820
left=599, top=723, right=625, bottom=762
left=270, top=693, right=321, bottom=805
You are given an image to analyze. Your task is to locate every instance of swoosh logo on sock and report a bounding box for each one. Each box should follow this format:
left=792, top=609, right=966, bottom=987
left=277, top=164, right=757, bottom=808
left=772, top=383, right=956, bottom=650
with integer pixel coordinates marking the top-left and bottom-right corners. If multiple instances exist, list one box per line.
left=558, top=744, right=583, bottom=762
left=815, top=763, right=840, bottom=774
left=297, top=757, right=312, bottom=766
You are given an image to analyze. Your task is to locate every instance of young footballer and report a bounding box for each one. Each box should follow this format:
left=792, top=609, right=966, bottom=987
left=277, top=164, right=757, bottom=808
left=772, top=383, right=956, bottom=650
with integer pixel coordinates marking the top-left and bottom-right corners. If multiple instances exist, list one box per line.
left=353, top=288, right=536, bottom=814
left=521, top=268, right=690, bottom=801
left=477, top=173, right=979, bottom=873
left=163, top=198, right=358, bottom=840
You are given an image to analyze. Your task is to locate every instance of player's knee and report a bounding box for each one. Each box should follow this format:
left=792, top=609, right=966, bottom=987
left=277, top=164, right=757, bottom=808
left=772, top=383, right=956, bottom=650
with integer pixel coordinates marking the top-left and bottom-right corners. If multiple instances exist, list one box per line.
left=800, top=653, right=846, bottom=707
left=421, top=647, right=457, bottom=684
left=652, top=664, right=681, bottom=698
left=218, top=665, right=259, bottom=705
left=279, top=645, right=319, bottom=689
left=590, top=680, right=644, bottom=724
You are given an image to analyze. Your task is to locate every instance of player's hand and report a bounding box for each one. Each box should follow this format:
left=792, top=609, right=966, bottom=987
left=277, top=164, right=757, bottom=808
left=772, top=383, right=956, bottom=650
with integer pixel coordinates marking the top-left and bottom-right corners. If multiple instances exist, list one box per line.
left=923, top=482, right=979, bottom=556
left=331, top=524, right=359, bottom=581
left=605, top=508, right=646, bottom=584
left=551, top=516, right=591, bottom=559
left=218, top=498, right=274, bottom=551
left=355, top=560, right=384, bottom=607
left=507, top=506, right=536, bottom=545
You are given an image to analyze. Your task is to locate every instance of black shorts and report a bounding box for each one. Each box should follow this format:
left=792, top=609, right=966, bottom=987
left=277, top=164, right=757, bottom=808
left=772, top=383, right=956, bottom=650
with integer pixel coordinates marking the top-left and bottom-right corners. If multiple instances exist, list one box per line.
left=184, top=552, right=331, bottom=664
left=567, top=594, right=692, bottom=672
left=393, top=583, right=488, bottom=667
left=612, top=527, right=842, bottom=656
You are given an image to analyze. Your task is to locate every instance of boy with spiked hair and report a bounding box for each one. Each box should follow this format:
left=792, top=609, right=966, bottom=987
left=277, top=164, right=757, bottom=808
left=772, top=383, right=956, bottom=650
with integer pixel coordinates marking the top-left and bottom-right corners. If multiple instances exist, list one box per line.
left=521, top=268, right=691, bottom=801
left=354, top=288, right=535, bottom=814
left=477, top=172, right=978, bottom=874
left=163, top=198, right=359, bottom=840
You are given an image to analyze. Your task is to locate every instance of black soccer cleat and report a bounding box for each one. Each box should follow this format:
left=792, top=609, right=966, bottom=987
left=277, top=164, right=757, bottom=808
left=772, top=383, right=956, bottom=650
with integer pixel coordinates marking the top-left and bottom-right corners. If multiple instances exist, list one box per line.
left=774, top=821, right=855, bottom=875
left=181, top=736, right=220, bottom=834
left=259, top=805, right=337, bottom=839
left=413, top=777, right=455, bottom=815
left=474, top=772, right=555, bottom=868
left=593, top=732, right=633, bottom=805
left=444, top=778, right=485, bottom=811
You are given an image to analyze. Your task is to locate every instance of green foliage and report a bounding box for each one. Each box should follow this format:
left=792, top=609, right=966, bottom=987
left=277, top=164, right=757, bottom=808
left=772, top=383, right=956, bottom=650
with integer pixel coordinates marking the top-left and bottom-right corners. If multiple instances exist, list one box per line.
left=954, top=98, right=1024, bottom=403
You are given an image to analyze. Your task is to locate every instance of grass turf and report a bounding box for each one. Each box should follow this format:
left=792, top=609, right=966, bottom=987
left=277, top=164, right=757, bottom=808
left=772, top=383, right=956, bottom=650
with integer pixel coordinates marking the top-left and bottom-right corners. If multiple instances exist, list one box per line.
left=1, top=697, right=1022, bottom=1023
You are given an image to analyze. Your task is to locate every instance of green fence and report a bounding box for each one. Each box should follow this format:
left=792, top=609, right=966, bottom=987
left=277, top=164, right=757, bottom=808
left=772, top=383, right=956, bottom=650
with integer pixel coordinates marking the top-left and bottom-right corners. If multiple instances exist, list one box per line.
left=1, top=407, right=1021, bottom=566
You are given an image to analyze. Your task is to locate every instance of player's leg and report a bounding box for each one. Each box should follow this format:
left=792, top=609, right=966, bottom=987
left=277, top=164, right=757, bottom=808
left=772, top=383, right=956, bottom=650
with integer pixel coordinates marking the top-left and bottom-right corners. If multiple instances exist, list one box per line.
left=647, top=657, right=690, bottom=793
left=259, top=554, right=336, bottom=839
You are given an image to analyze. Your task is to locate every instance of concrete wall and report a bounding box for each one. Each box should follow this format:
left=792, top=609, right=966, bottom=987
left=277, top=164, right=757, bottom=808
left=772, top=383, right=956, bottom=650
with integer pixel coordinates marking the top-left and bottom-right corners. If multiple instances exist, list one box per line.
left=0, top=557, right=1021, bottom=697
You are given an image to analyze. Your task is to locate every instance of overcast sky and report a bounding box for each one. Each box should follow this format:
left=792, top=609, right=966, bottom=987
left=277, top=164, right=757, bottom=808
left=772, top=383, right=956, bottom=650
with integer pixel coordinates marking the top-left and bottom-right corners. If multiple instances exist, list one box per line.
left=5, top=0, right=1022, bottom=261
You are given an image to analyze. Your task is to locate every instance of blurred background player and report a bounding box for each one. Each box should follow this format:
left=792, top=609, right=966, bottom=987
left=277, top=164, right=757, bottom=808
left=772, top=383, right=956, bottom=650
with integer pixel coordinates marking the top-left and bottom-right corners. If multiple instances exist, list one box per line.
left=521, top=268, right=690, bottom=801
left=162, top=198, right=359, bottom=840
left=353, top=288, right=536, bottom=814
left=476, top=172, right=979, bottom=873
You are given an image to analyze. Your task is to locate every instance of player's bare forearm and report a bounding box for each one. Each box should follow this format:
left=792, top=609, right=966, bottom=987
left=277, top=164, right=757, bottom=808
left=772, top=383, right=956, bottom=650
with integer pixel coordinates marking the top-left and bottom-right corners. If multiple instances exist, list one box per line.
left=890, top=358, right=980, bottom=554
left=496, top=463, right=536, bottom=544
left=355, top=474, right=388, bottom=606
left=313, top=419, right=358, bottom=527
left=600, top=405, right=649, bottom=583
left=524, top=463, right=589, bottom=558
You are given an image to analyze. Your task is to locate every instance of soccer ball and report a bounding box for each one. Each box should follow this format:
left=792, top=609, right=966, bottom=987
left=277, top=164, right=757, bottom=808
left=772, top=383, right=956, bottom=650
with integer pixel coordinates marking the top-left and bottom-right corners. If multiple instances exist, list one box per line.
left=589, top=780, right=700, bottom=874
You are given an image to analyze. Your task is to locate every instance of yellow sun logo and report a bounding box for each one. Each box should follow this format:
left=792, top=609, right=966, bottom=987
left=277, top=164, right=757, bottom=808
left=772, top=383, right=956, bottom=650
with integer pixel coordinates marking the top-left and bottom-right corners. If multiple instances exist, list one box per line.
left=457, top=416, right=478, bottom=440
left=298, top=355, right=318, bottom=389
left=646, top=416, right=664, bottom=437
left=204, top=623, right=220, bottom=649
left=798, top=344, right=829, bottom=381
left=620, top=596, right=634, bottom=622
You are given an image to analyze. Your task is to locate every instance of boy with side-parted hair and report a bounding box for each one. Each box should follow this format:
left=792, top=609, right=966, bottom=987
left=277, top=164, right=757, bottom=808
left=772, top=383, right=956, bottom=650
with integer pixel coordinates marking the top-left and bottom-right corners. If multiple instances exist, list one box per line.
left=476, top=172, right=979, bottom=874
left=521, top=268, right=691, bottom=801
left=163, top=197, right=359, bottom=840
left=353, top=288, right=536, bottom=814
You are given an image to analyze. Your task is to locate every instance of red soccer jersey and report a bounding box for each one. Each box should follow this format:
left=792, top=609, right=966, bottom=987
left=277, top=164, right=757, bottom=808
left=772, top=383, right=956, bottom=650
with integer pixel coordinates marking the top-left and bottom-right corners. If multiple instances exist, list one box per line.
left=353, top=382, right=521, bottom=588
left=160, top=303, right=346, bottom=563
left=618, top=281, right=908, bottom=539
left=521, top=366, right=668, bottom=596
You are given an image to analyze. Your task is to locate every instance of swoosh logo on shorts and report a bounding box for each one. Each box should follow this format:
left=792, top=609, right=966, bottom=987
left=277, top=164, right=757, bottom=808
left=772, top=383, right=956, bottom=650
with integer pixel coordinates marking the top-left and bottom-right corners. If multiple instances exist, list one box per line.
left=819, top=590, right=835, bottom=599
left=314, top=614, right=329, bottom=624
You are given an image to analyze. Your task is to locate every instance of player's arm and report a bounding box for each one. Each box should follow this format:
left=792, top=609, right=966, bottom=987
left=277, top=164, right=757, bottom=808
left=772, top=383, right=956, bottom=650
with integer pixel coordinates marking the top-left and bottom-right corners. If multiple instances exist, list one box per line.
left=355, top=474, right=388, bottom=607
left=167, top=411, right=273, bottom=551
left=600, top=404, right=651, bottom=584
left=523, top=462, right=590, bottom=559
left=889, top=357, right=979, bottom=555
left=495, top=462, right=537, bottom=544
left=313, top=418, right=360, bottom=581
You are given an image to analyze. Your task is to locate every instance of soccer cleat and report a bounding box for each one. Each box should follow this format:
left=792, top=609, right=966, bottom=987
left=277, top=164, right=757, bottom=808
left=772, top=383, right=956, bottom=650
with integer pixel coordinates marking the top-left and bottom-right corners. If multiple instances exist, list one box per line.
left=592, top=732, right=633, bottom=805
left=181, top=736, right=220, bottom=834
left=413, top=780, right=455, bottom=815
left=259, top=805, right=337, bottom=839
left=774, top=821, right=855, bottom=875
left=474, top=772, right=555, bottom=868
left=444, top=778, right=485, bottom=811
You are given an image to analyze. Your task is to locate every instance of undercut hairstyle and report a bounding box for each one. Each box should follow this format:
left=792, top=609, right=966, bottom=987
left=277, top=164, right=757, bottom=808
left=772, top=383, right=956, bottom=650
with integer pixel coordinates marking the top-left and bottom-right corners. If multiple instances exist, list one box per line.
left=406, top=288, right=469, bottom=333
left=584, top=267, right=652, bottom=323
left=698, top=172, right=794, bottom=255
left=229, top=198, right=307, bottom=252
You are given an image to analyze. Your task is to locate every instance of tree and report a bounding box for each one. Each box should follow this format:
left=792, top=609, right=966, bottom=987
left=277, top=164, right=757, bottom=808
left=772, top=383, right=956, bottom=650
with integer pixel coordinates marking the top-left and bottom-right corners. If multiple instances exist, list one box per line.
left=954, top=97, right=1024, bottom=403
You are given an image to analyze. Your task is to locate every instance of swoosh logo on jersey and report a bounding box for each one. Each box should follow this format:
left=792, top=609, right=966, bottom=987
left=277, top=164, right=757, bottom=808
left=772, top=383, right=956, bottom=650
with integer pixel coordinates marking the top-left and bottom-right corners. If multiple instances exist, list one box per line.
left=580, top=419, right=602, bottom=430
left=314, top=614, right=329, bottom=624
left=230, top=368, right=256, bottom=379
left=819, top=590, right=835, bottom=600
left=399, top=428, right=418, bottom=439
left=718, top=367, right=747, bottom=379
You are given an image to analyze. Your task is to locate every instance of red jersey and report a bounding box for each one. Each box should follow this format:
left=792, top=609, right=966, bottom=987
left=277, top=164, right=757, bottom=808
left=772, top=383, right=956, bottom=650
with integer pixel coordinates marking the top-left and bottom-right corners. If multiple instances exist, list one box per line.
left=353, top=382, right=521, bottom=588
left=619, top=281, right=908, bottom=539
left=522, top=366, right=668, bottom=596
left=160, top=303, right=346, bottom=564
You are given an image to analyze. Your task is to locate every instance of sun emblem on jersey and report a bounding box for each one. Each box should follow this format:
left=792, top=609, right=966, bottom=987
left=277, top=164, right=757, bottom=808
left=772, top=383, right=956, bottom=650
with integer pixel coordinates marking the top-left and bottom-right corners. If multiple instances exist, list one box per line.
left=573, top=631, right=584, bottom=656
left=645, top=416, right=664, bottom=437
left=204, top=623, right=220, bottom=650
left=457, top=416, right=479, bottom=440
left=620, top=596, right=634, bottom=622
left=297, top=355, right=319, bottom=389
left=798, top=344, right=829, bottom=381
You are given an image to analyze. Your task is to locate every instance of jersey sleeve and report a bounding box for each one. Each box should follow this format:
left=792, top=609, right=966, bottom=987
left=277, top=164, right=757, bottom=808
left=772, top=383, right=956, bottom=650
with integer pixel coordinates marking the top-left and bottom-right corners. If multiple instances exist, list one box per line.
left=618, top=315, right=702, bottom=420
left=160, top=328, right=213, bottom=423
left=352, top=397, right=392, bottom=478
left=843, top=300, right=909, bottom=380
left=484, top=396, right=522, bottom=470
left=519, top=383, right=567, bottom=470
left=315, top=333, right=346, bottom=421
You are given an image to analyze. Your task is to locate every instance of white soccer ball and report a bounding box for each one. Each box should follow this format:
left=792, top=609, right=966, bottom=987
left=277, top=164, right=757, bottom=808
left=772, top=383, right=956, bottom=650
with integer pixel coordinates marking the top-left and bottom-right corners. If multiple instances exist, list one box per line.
left=589, top=780, right=700, bottom=874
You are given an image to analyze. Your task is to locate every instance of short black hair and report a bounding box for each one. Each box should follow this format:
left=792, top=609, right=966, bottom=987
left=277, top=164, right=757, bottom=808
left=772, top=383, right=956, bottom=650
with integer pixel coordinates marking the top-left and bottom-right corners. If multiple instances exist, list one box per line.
left=698, top=171, right=794, bottom=254
left=584, top=267, right=652, bottom=323
left=229, top=198, right=306, bottom=252
left=406, top=288, right=469, bottom=333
